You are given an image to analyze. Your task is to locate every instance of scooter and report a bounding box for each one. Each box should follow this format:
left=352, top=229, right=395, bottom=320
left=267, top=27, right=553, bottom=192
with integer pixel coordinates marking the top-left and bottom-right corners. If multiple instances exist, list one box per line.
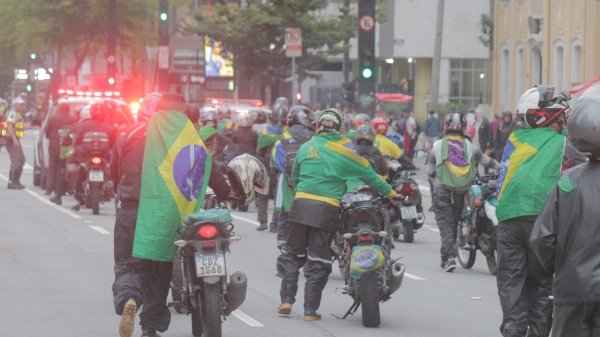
left=387, top=160, right=425, bottom=243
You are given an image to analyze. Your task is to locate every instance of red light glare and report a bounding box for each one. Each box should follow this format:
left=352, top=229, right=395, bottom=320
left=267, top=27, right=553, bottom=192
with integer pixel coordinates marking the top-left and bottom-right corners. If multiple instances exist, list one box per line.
left=91, top=157, right=102, bottom=164
left=198, top=225, right=218, bottom=238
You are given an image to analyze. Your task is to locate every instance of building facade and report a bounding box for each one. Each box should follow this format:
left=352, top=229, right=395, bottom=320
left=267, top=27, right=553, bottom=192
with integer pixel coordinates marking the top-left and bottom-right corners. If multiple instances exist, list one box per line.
left=492, top=0, right=600, bottom=114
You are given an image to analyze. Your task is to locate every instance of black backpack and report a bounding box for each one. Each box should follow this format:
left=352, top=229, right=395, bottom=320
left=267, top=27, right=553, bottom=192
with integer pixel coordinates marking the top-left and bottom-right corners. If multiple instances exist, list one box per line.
left=279, top=134, right=308, bottom=186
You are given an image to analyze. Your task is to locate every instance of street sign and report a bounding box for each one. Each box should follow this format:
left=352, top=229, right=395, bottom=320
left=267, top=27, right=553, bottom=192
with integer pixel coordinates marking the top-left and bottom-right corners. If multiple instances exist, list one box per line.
left=170, top=37, right=205, bottom=75
left=359, top=15, right=375, bottom=32
left=285, top=28, right=302, bottom=58
left=158, top=46, right=169, bottom=69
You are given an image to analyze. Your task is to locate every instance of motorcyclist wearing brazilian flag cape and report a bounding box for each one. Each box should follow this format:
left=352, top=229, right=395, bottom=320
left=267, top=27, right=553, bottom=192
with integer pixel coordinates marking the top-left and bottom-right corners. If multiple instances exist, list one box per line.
left=276, top=108, right=400, bottom=321
left=495, top=86, right=586, bottom=337
left=110, top=93, right=231, bottom=337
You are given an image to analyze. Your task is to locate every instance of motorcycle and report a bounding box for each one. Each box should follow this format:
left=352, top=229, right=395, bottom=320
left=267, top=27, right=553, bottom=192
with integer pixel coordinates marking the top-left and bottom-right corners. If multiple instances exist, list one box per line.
left=387, top=160, right=425, bottom=243
left=169, top=152, right=267, bottom=337
left=334, top=186, right=406, bottom=328
left=456, top=173, right=499, bottom=275
left=78, top=131, right=113, bottom=215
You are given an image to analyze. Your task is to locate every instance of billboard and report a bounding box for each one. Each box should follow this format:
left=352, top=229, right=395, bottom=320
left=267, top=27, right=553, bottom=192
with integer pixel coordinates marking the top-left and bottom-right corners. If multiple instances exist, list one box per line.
left=205, top=36, right=234, bottom=77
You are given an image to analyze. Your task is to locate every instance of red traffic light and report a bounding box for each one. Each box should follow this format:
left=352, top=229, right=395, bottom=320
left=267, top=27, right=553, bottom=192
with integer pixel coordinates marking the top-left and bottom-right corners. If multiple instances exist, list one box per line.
left=295, top=92, right=302, bottom=102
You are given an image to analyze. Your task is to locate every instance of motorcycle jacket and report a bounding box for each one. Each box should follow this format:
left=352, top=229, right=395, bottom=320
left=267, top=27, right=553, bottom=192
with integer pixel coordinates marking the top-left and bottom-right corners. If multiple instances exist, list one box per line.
left=44, top=112, right=77, bottom=151
left=110, top=122, right=231, bottom=204
left=232, top=126, right=258, bottom=156
left=374, top=134, right=402, bottom=160
left=355, top=143, right=388, bottom=176
left=73, top=120, right=117, bottom=149
left=530, top=162, right=600, bottom=304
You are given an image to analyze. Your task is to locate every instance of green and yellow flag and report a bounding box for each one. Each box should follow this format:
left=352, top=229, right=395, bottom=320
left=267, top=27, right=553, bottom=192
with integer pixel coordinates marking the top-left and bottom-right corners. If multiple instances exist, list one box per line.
left=132, top=110, right=212, bottom=261
left=257, top=125, right=286, bottom=149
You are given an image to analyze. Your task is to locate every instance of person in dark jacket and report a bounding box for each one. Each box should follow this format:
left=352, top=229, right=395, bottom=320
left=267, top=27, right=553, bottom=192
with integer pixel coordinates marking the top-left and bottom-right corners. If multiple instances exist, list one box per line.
left=44, top=103, right=77, bottom=196
left=530, top=85, right=598, bottom=337
left=423, top=110, right=441, bottom=152
left=494, top=111, right=517, bottom=162
left=231, top=111, right=258, bottom=156
left=354, top=124, right=388, bottom=176
left=495, top=86, right=587, bottom=337
left=199, top=108, right=232, bottom=162
left=110, top=93, right=231, bottom=337
left=474, top=110, right=493, bottom=155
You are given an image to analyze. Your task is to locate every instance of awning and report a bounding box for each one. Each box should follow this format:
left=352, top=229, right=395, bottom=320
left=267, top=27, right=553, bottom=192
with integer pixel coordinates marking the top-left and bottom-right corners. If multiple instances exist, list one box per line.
left=374, top=93, right=414, bottom=103
left=568, top=75, right=600, bottom=95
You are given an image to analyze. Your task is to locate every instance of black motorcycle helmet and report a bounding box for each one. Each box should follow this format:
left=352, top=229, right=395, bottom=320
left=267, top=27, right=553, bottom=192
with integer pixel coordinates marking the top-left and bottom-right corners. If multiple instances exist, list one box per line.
left=317, top=108, right=345, bottom=133
left=444, top=112, right=466, bottom=135
left=568, top=83, right=600, bottom=161
left=355, top=124, right=377, bottom=145
left=287, top=105, right=316, bottom=130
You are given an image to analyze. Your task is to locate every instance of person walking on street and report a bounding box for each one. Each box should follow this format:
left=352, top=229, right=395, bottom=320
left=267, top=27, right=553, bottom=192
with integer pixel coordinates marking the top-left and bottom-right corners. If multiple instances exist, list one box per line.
left=530, top=83, right=600, bottom=337
left=423, top=110, right=441, bottom=152
left=271, top=105, right=315, bottom=248
left=495, top=86, right=587, bottom=337
left=3, top=97, right=34, bottom=189
left=427, top=112, right=499, bottom=272
left=276, top=108, right=401, bottom=321
left=494, top=111, right=517, bottom=162
left=402, top=109, right=418, bottom=159
left=44, top=103, right=77, bottom=196
left=490, top=113, right=502, bottom=144
left=111, top=93, right=232, bottom=337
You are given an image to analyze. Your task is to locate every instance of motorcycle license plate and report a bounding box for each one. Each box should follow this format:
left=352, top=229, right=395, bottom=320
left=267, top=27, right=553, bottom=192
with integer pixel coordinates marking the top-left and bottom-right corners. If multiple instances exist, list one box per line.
left=400, top=206, right=418, bottom=220
left=88, top=170, right=104, bottom=182
left=195, top=253, right=226, bottom=277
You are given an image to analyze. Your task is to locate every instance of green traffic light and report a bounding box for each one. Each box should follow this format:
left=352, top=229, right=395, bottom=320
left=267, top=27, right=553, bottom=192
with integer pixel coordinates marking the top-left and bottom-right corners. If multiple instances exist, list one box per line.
left=26, top=85, right=32, bottom=91
left=160, top=12, right=168, bottom=21
left=30, top=53, right=36, bottom=60
left=362, top=68, right=373, bottom=79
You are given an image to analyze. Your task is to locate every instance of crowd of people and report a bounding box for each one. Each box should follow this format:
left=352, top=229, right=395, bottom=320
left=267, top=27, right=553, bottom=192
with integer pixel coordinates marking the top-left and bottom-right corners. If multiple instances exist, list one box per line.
left=3, top=81, right=600, bottom=337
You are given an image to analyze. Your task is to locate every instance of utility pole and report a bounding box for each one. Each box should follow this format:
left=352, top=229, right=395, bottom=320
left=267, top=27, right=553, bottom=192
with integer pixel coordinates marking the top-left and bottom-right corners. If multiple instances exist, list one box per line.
left=157, top=0, right=170, bottom=91
left=358, top=0, right=376, bottom=113
left=341, top=0, right=350, bottom=84
left=107, top=0, right=117, bottom=88
left=429, top=0, right=445, bottom=113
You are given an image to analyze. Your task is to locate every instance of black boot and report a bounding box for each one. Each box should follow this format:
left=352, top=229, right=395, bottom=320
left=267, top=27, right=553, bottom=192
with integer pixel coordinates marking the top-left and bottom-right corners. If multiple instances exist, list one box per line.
left=257, top=221, right=268, bottom=231
left=12, top=168, right=25, bottom=189
left=269, top=222, right=278, bottom=233
left=140, top=327, right=161, bottom=337
left=50, top=195, right=62, bottom=205
left=7, top=170, right=24, bottom=189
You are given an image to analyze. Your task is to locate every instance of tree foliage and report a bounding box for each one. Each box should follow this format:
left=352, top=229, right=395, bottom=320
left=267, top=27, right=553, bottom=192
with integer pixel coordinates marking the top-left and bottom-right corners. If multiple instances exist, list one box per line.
left=184, top=0, right=357, bottom=84
left=0, top=0, right=155, bottom=91
left=479, top=13, right=494, bottom=52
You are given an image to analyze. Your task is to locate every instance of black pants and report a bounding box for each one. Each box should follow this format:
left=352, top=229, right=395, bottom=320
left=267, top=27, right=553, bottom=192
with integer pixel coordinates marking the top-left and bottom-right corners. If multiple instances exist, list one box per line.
left=6, top=138, right=25, bottom=184
left=54, top=158, right=67, bottom=196
left=112, top=207, right=173, bottom=333
left=553, top=303, right=600, bottom=337
left=276, top=221, right=334, bottom=311
left=46, top=145, right=60, bottom=193
left=496, top=219, right=553, bottom=337
left=433, top=188, right=465, bottom=262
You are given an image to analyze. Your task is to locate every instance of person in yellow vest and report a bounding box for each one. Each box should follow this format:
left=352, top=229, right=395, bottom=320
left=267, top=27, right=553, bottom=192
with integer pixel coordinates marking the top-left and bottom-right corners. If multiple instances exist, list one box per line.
left=3, top=97, right=33, bottom=189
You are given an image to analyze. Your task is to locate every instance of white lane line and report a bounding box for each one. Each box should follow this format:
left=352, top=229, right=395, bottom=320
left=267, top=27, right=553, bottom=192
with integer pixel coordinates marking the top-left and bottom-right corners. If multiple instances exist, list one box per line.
left=0, top=172, right=82, bottom=219
left=405, top=273, right=426, bottom=281
left=232, top=309, right=263, bottom=327
left=231, top=213, right=260, bottom=227
left=24, top=163, right=34, bottom=170
left=89, top=226, right=111, bottom=235
left=423, top=225, right=440, bottom=233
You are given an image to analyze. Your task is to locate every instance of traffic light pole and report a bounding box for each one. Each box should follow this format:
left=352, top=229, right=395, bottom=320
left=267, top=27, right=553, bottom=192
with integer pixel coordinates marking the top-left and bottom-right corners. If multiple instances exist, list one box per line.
left=358, top=0, right=376, bottom=113
left=107, top=0, right=117, bottom=87
left=157, top=0, right=170, bottom=92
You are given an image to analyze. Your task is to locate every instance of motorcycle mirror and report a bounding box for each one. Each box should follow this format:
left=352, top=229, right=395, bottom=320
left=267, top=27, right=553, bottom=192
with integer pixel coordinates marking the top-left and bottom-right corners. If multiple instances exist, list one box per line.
left=223, top=143, right=239, bottom=156
left=69, top=133, right=76, bottom=139
left=388, top=160, right=401, bottom=171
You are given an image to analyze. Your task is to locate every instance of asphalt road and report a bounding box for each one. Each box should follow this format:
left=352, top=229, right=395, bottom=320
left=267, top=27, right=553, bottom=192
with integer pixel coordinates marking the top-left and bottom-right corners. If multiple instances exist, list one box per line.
left=0, top=130, right=502, bottom=337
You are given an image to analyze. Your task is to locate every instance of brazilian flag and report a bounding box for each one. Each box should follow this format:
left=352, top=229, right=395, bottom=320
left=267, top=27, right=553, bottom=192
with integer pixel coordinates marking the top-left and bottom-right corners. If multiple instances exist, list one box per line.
left=495, top=128, right=565, bottom=222
left=257, top=125, right=286, bottom=149
left=132, top=110, right=212, bottom=261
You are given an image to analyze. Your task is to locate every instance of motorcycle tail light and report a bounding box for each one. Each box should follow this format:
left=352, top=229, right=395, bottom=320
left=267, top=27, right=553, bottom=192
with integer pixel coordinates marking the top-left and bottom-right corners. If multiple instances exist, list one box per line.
left=409, top=182, right=419, bottom=190
left=92, top=157, right=102, bottom=164
left=359, top=235, right=372, bottom=241
left=198, top=225, right=218, bottom=239
left=355, top=210, right=372, bottom=221
left=201, top=241, right=216, bottom=248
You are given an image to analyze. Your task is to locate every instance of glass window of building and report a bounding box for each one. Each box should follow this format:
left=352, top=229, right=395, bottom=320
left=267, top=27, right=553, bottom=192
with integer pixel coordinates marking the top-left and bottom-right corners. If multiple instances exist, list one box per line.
left=449, top=59, right=491, bottom=108
left=572, top=42, right=582, bottom=84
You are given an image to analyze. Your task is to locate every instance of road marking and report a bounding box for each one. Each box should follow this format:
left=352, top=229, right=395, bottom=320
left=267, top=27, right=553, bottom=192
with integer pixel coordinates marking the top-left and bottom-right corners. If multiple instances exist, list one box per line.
left=23, top=163, right=33, bottom=171
left=22, top=144, right=34, bottom=149
left=232, top=309, right=263, bottom=327
left=0, top=172, right=82, bottom=219
left=89, top=226, right=111, bottom=235
left=423, top=225, right=440, bottom=233
left=231, top=213, right=260, bottom=227
left=405, top=273, right=426, bottom=280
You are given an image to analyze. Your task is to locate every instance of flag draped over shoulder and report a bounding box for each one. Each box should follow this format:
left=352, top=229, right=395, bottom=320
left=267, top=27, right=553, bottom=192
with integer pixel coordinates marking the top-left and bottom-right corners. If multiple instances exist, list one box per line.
left=495, top=128, right=565, bottom=222
left=312, top=132, right=373, bottom=181
left=257, top=125, right=285, bottom=149
left=133, top=110, right=212, bottom=261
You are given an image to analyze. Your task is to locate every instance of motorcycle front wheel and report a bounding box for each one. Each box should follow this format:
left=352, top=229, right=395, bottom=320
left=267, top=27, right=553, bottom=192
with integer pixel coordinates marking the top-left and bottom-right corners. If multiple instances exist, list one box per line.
left=359, top=271, right=381, bottom=328
left=456, top=222, right=476, bottom=269
left=201, top=283, right=222, bottom=337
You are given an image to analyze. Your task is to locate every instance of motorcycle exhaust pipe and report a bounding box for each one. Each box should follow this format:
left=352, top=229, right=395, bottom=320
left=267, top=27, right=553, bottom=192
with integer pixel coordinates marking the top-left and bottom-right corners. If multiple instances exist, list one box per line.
left=478, top=233, right=492, bottom=255
left=387, top=261, right=406, bottom=295
left=416, top=213, right=426, bottom=225
left=223, top=271, right=247, bottom=316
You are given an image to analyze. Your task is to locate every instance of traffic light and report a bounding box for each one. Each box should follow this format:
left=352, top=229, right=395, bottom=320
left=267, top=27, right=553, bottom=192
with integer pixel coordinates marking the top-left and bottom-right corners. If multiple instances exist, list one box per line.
left=342, top=81, right=356, bottom=103
left=108, top=77, right=115, bottom=85
left=158, top=0, right=169, bottom=46
left=358, top=0, right=376, bottom=96
left=295, top=92, right=302, bottom=102
left=30, top=53, right=36, bottom=60
left=26, top=84, right=32, bottom=92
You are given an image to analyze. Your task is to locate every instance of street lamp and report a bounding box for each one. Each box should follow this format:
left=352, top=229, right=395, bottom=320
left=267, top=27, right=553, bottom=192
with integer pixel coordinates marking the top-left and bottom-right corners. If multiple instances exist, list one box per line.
left=480, top=73, right=486, bottom=104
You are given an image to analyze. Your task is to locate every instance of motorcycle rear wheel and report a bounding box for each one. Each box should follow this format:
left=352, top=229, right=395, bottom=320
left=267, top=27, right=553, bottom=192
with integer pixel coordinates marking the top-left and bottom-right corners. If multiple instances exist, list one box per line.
left=171, top=250, right=185, bottom=314
left=201, top=283, right=222, bottom=337
left=359, top=271, right=381, bottom=328
left=238, top=204, right=249, bottom=212
left=403, top=220, right=414, bottom=243
left=457, top=222, right=476, bottom=269
left=91, top=186, right=101, bottom=215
